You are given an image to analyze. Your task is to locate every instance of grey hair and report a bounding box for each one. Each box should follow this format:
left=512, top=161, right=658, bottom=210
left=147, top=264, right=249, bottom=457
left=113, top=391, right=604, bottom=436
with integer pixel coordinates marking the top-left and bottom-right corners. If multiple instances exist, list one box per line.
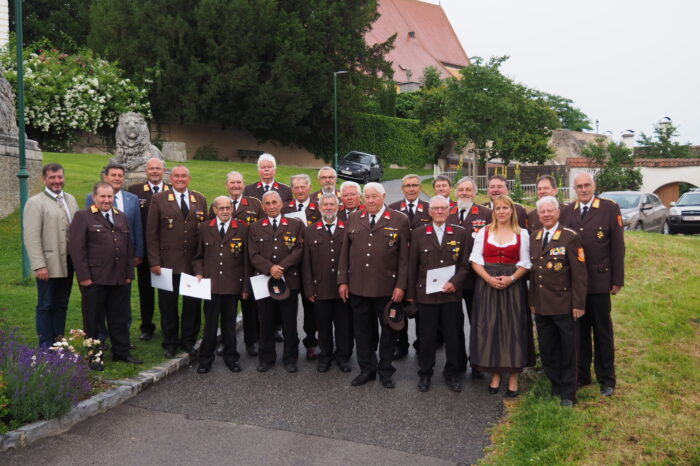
left=340, top=180, right=361, bottom=194
left=290, top=173, right=311, bottom=186
left=261, top=190, right=282, bottom=202
left=455, top=176, right=477, bottom=193
left=213, top=196, right=233, bottom=207
left=257, top=153, right=277, bottom=168
left=536, top=195, right=560, bottom=211
left=226, top=170, right=244, bottom=183
left=171, top=165, right=190, bottom=176
left=146, top=157, right=165, bottom=168
left=429, top=195, right=450, bottom=208
left=363, top=182, right=385, bottom=196
left=571, top=171, right=595, bottom=190
left=401, top=173, right=421, bottom=184
left=319, top=192, right=339, bottom=205
left=317, top=166, right=336, bottom=178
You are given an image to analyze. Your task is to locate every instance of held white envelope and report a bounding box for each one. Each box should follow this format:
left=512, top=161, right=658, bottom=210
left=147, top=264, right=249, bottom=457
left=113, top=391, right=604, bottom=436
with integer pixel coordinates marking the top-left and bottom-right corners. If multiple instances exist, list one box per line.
left=250, top=274, right=272, bottom=300
left=426, top=265, right=456, bottom=294
left=178, top=273, right=211, bottom=301
left=284, top=210, right=307, bottom=225
left=150, top=267, right=173, bottom=292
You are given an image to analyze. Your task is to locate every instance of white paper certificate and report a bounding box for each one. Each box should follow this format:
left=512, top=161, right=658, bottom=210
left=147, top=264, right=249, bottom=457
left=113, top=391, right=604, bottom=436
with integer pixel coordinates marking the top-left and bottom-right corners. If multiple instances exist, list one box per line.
left=284, top=210, right=307, bottom=225
left=151, top=267, right=173, bottom=292
left=426, top=265, right=456, bottom=294
left=178, top=273, right=211, bottom=301
left=250, top=274, right=272, bottom=300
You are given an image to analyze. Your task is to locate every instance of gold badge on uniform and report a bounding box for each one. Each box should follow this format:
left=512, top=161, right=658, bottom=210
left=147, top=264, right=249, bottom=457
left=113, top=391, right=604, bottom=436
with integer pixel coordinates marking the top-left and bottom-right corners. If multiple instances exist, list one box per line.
left=167, top=218, right=174, bottom=229
left=593, top=198, right=600, bottom=209
left=168, top=194, right=175, bottom=201
left=577, top=248, right=586, bottom=262
left=596, top=230, right=604, bottom=239
left=283, top=235, right=297, bottom=250
left=554, top=262, right=563, bottom=271
left=547, top=261, right=553, bottom=269
left=388, top=232, right=398, bottom=247
left=553, top=230, right=561, bottom=241
left=535, top=231, right=542, bottom=240
left=230, top=238, right=242, bottom=256
left=452, top=246, right=460, bottom=262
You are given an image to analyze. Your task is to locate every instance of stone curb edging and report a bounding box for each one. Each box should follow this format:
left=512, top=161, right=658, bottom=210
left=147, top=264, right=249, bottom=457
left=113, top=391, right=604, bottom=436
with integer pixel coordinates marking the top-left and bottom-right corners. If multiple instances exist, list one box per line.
left=0, top=351, right=195, bottom=452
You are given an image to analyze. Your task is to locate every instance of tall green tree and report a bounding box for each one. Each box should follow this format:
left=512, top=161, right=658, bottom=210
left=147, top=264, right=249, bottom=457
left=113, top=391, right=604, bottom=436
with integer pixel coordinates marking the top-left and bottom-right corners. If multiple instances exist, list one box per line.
left=583, top=138, right=642, bottom=191
left=88, top=0, right=393, bottom=159
left=636, top=119, right=693, bottom=158
left=9, top=0, right=92, bottom=52
left=534, top=91, right=592, bottom=132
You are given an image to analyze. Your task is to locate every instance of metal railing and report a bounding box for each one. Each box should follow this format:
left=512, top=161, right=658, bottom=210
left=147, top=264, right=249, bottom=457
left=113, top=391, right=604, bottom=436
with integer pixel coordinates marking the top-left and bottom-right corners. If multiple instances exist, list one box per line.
left=433, top=165, right=458, bottom=184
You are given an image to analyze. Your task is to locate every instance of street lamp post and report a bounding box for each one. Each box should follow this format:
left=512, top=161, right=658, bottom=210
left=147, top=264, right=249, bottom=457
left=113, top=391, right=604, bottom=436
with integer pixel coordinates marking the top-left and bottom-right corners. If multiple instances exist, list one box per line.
left=333, top=70, right=348, bottom=172
left=15, top=0, right=31, bottom=278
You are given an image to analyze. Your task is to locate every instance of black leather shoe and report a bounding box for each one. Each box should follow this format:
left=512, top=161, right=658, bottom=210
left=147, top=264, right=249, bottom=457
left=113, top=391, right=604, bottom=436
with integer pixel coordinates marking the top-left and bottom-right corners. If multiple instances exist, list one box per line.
left=257, top=362, right=273, bottom=372
left=393, top=346, right=409, bottom=360
left=471, top=368, right=484, bottom=380
left=139, top=332, right=153, bottom=341
left=417, top=376, right=431, bottom=392
left=488, top=386, right=500, bottom=394
left=351, top=372, right=376, bottom=386
left=197, top=365, right=210, bottom=374
left=227, top=362, right=241, bottom=373
left=164, top=349, right=177, bottom=359
left=560, top=398, right=574, bottom=407
left=381, top=377, right=396, bottom=389
left=285, top=364, right=298, bottom=373
left=445, top=377, right=462, bottom=393
left=505, top=389, right=519, bottom=398
left=338, top=362, right=352, bottom=373
left=317, top=362, right=331, bottom=373
left=246, top=344, right=258, bottom=357
left=215, top=344, right=224, bottom=356
left=273, top=330, right=283, bottom=342
left=601, top=386, right=614, bottom=397
left=182, top=345, right=197, bottom=357
left=113, top=354, right=143, bottom=364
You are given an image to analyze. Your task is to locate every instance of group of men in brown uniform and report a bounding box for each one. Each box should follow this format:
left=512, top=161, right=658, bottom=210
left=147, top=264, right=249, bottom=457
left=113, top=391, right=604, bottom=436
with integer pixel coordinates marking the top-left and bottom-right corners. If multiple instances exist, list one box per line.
left=26, top=153, right=624, bottom=404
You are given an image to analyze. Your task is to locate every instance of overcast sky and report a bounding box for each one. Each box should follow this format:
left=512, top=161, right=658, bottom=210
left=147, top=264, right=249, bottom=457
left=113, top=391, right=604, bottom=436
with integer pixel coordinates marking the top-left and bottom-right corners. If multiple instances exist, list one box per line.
left=430, top=0, right=700, bottom=145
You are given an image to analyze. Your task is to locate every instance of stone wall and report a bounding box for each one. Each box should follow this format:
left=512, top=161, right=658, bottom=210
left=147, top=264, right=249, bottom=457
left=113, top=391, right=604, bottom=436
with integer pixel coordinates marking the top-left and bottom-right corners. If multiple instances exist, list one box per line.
left=0, top=137, right=43, bottom=218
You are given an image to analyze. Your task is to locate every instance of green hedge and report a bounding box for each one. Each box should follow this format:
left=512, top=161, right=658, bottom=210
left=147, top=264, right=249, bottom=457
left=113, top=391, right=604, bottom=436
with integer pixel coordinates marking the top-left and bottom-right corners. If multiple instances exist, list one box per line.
left=341, top=113, right=431, bottom=168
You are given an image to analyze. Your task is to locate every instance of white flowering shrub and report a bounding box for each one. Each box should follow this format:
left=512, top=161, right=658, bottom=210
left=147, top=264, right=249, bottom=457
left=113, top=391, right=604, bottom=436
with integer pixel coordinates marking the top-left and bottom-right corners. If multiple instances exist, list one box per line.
left=1, top=43, right=151, bottom=151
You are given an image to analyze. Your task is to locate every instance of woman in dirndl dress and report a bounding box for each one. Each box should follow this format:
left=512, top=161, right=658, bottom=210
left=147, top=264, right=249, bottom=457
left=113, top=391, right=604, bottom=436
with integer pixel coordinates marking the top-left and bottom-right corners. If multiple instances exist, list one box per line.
left=469, top=195, right=535, bottom=397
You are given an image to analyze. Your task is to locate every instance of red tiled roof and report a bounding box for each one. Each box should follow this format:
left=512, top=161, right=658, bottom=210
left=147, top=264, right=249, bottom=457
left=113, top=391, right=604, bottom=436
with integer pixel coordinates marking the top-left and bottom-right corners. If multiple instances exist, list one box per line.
left=567, top=157, right=700, bottom=168
left=366, top=0, right=470, bottom=82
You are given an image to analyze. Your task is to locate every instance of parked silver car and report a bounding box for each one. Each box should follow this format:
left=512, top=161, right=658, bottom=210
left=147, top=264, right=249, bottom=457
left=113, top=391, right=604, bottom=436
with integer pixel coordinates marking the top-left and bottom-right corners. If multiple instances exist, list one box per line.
left=599, top=191, right=669, bottom=233
left=667, top=189, right=700, bottom=234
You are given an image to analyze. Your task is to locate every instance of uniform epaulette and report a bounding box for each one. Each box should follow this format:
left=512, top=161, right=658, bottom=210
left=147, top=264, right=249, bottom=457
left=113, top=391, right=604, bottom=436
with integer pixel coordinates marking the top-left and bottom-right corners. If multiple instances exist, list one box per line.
left=563, top=227, right=577, bottom=235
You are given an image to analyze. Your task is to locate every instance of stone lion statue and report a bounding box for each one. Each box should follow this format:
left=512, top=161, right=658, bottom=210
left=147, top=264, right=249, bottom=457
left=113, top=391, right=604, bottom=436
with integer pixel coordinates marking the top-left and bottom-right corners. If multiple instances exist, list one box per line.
left=109, top=112, right=163, bottom=170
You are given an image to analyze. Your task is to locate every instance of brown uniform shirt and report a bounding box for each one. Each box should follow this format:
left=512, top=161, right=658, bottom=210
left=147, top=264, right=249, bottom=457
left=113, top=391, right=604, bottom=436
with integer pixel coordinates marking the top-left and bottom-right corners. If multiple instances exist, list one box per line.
left=281, top=199, right=322, bottom=226
left=146, top=190, right=208, bottom=275
left=559, top=197, right=625, bottom=294
left=247, top=216, right=304, bottom=291
left=528, top=226, right=588, bottom=315
left=70, top=206, right=134, bottom=285
left=388, top=199, right=432, bottom=230
left=337, top=208, right=410, bottom=297
left=192, top=218, right=250, bottom=295
left=302, top=220, right=347, bottom=301
left=243, top=180, right=292, bottom=203
left=446, top=204, right=489, bottom=290
left=407, top=224, right=470, bottom=304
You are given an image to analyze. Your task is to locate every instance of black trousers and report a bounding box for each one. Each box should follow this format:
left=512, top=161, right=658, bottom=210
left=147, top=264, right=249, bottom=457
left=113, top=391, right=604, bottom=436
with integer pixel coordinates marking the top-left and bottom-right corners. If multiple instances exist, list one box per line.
left=457, top=288, right=475, bottom=372
left=417, top=302, right=462, bottom=378
left=81, top=284, right=130, bottom=358
left=158, top=274, right=202, bottom=352
left=579, top=293, right=616, bottom=388
left=349, top=294, right=396, bottom=379
left=301, top=296, right=318, bottom=348
left=535, top=313, right=579, bottom=400
left=240, top=295, right=259, bottom=346
left=258, top=291, right=299, bottom=365
left=136, top=261, right=156, bottom=335
left=200, top=294, right=240, bottom=367
left=314, top=298, right=353, bottom=365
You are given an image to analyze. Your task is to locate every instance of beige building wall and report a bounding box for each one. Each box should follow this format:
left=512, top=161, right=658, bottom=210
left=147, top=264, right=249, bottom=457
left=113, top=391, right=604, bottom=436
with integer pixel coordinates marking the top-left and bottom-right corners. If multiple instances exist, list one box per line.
left=155, top=122, right=324, bottom=168
left=549, top=129, right=611, bottom=165
left=0, top=0, right=8, bottom=48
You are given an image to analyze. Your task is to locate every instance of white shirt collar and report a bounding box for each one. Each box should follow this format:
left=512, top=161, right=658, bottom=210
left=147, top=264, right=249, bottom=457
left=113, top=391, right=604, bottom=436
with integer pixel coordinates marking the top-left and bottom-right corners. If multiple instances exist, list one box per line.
left=580, top=198, right=594, bottom=210
left=217, top=218, right=231, bottom=230
left=543, top=222, right=560, bottom=239
left=149, top=182, right=164, bottom=191
left=44, top=187, right=62, bottom=200
left=369, top=206, right=386, bottom=220
left=268, top=214, right=282, bottom=224
left=295, top=198, right=310, bottom=210
left=174, top=188, right=189, bottom=197
left=405, top=198, right=418, bottom=207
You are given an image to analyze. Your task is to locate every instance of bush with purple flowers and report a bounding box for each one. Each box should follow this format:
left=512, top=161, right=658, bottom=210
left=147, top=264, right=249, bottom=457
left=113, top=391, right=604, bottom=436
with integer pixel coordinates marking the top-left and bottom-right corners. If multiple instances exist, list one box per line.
left=0, top=328, right=90, bottom=428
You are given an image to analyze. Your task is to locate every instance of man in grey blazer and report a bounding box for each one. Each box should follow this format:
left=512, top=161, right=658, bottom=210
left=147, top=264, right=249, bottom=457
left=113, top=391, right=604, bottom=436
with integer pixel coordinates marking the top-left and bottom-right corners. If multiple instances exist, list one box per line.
left=23, top=163, right=79, bottom=348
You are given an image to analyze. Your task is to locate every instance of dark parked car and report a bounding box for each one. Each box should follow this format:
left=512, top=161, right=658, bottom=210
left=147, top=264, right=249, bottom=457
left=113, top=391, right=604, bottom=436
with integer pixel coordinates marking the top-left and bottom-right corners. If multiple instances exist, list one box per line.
left=668, top=189, right=700, bottom=234
left=600, top=191, right=669, bottom=233
left=337, top=151, right=383, bottom=184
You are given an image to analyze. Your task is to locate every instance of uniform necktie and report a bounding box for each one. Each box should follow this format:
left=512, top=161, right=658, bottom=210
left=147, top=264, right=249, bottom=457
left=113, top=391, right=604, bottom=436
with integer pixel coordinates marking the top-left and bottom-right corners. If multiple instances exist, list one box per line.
left=232, top=199, right=238, bottom=211
left=543, top=231, right=550, bottom=247
left=180, top=193, right=189, bottom=217
left=272, top=219, right=278, bottom=231
left=298, top=203, right=304, bottom=211
left=153, top=186, right=159, bottom=194
left=370, top=215, right=376, bottom=228
left=582, top=205, right=589, bottom=218
left=105, top=212, right=113, bottom=228
left=264, top=185, right=270, bottom=193
left=219, top=222, right=226, bottom=239
left=56, top=194, right=72, bottom=222
left=459, top=209, right=466, bottom=223
left=408, top=202, right=415, bottom=221
left=326, top=224, right=333, bottom=236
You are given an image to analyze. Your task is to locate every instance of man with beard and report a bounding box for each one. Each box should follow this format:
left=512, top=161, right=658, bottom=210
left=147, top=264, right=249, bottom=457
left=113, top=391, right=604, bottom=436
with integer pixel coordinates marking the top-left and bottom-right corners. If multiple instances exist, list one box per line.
left=311, top=166, right=342, bottom=204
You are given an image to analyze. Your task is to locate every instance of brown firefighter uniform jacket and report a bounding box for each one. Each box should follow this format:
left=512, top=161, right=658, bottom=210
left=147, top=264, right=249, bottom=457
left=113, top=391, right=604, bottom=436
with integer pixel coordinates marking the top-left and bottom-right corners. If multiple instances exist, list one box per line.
left=247, top=216, right=304, bottom=291
left=302, top=220, right=347, bottom=301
